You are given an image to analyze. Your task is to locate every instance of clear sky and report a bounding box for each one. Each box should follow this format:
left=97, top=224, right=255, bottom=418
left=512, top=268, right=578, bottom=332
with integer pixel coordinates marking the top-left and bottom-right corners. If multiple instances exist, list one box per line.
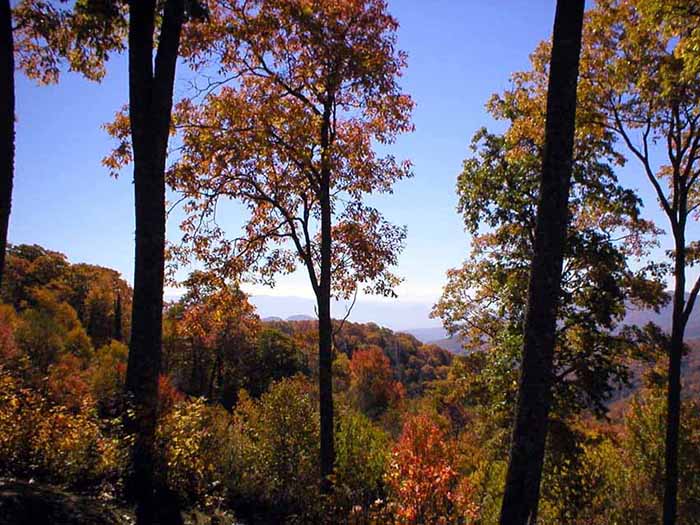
left=10, top=1, right=698, bottom=329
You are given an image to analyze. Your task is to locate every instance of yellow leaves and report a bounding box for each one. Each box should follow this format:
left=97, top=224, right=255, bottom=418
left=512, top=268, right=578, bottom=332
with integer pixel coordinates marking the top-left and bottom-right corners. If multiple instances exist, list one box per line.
left=230, top=375, right=320, bottom=509
left=156, top=397, right=236, bottom=505
left=0, top=367, right=126, bottom=485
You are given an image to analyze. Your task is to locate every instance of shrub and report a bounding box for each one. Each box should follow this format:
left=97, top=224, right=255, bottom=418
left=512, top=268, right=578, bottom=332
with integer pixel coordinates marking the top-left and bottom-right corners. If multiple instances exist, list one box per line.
left=231, top=375, right=320, bottom=518
left=31, top=402, right=125, bottom=487
left=47, top=353, right=92, bottom=410
left=0, top=367, right=125, bottom=488
left=0, top=304, right=20, bottom=363
left=332, top=407, right=390, bottom=517
left=579, top=389, right=700, bottom=525
left=156, top=397, right=235, bottom=507
left=0, top=368, right=42, bottom=472
left=382, top=415, right=478, bottom=524
left=89, top=340, right=128, bottom=416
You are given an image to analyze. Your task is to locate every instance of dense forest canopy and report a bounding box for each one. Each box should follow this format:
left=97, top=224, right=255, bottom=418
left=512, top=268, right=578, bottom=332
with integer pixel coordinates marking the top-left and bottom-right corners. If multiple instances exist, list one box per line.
left=1, top=1, right=700, bottom=524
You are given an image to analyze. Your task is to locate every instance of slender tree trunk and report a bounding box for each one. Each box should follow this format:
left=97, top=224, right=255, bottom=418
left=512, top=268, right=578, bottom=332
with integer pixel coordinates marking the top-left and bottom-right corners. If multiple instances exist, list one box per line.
left=316, top=94, right=335, bottom=493
left=114, top=292, right=123, bottom=342
left=207, top=351, right=221, bottom=400
left=318, top=167, right=334, bottom=492
left=0, top=0, right=14, bottom=289
left=499, top=2, right=585, bottom=524
left=663, top=227, right=687, bottom=525
left=123, top=1, right=184, bottom=523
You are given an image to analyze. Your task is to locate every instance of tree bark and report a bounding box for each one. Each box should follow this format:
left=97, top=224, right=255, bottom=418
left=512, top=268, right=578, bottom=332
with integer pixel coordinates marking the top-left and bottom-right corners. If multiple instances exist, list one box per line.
left=0, top=0, right=14, bottom=289
left=498, top=1, right=585, bottom=524
left=318, top=100, right=335, bottom=493
left=663, top=224, right=687, bottom=525
left=123, top=1, right=184, bottom=523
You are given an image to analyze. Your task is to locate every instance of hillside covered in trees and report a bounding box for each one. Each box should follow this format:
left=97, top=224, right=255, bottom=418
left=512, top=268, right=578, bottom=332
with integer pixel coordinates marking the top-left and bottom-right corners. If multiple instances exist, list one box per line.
left=1, top=243, right=699, bottom=524
left=2, top=0, right=700, bottom=524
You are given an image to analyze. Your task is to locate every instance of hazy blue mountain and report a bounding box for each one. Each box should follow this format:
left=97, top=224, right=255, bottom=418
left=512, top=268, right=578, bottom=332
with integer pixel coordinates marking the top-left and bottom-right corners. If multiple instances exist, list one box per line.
left=402, top=326, right=448, bottom=343
left=287, top=314, right=315, bottom=321
left=428, top=335, right=466, bottom=354
left=249, top=294, right=441, bottom=331
left=251, top=291, right=700, bottom=355
left=423, top=293, right=700, bottom=354
left=623, top=294, right=700, bottom=338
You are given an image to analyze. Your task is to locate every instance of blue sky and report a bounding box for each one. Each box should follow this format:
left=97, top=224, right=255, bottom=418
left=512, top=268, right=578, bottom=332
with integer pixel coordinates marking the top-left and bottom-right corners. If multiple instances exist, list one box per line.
left=10, top=1, right=697, bottom=329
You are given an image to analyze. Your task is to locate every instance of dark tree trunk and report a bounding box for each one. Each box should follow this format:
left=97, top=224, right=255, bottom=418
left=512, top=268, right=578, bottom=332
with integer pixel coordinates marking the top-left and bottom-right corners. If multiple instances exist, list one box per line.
left=316, top=96, right=335, bottom=493
left=207, top=351, right=222, bottom=401
left=663, top=226, right=687, bottom=525
left=0, top=0, right=14, bottom=289
left=318, top=164, right=334, bottom=493
left=114, top=292, right=123, bottom=342
left=123, top=1, right=184, bottom=523
left=498, top=1, right=585, bottom=524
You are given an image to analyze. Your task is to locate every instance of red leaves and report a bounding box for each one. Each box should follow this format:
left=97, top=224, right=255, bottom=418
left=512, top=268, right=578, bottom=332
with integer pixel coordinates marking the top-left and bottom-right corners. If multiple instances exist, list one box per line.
left=349, top=345, right=404, bottom=417
left=386, top=415, right=479, bottom=524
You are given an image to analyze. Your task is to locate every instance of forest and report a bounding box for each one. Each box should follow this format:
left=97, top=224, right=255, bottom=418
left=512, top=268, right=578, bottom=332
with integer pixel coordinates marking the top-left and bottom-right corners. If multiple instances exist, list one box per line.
left=1, top=0, right=700, bottom=524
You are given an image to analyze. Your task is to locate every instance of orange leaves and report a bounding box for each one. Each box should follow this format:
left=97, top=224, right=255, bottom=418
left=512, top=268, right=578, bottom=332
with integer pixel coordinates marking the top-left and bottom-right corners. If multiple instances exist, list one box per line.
left=332, top=203, right=406, bottom=299
left=101, top=105, right=131, bottom=178
left=47, top=353, right=92, bottom=411
left=349, top=345, right=404, bottom=417
left=0, top=305, right=19, bottom=363
left=385, top=415, right=479, bottom=524
left=168, top=0, right=413, bottom=296
left=179, top=274, right=261, bottom=353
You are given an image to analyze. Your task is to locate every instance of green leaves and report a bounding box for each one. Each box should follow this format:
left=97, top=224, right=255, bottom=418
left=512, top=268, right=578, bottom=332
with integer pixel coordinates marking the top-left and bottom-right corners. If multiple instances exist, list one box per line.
left=435, top=16, right=666, bottom=421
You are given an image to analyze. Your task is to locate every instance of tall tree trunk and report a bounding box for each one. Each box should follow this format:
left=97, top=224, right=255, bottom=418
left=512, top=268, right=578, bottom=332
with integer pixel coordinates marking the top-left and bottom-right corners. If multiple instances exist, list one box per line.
left=318, top=165, right=334, bottom=493
left=0, top=0, right=14, bottom=289
left=663, top=226, right=687, bottom=525
left=317, top=95, right=335, bottom=493
left=499, top=1, right=585, bottom=524
left=123, top=1, right=184, bottom=523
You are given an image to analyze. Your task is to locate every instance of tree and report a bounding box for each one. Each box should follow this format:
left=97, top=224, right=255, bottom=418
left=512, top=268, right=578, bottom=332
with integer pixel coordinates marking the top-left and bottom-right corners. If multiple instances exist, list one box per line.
left=170, top=271, right=261, bottom=405
left=0, top=0, right=12, bottom=290
left=349, top=345, right=404, bottom=418
left=121, top=1, right=189, bottom=522
left=498, top=2, right=585, bottom=524
left=384, top=415, right=478, bottom=524
left=1, top=244, right=132, bottom=349
left=169, top=0, right=413, bottom=489
left=248, top=327, right=307, bottom=400
left=434, top=121, right=661, bottom=417
left=578, top=2, right=700, bottom=522
left=434, top=0, right=663, bottom=513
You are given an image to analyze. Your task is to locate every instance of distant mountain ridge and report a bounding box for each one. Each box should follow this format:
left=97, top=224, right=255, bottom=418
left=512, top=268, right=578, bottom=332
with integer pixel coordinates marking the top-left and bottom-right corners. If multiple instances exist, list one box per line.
left=254, top=292, right=700, bottom=354
left=249, top=294, right=438, bottom=331
left=262, top=314, right=315, bottom=322
left=424, top=294, right=700, bottom=354
left=624, top=293, right=700, bottom=338
left=402, top=326, right=447, bottom=343
left=287, top=314, right=315, bottom=321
